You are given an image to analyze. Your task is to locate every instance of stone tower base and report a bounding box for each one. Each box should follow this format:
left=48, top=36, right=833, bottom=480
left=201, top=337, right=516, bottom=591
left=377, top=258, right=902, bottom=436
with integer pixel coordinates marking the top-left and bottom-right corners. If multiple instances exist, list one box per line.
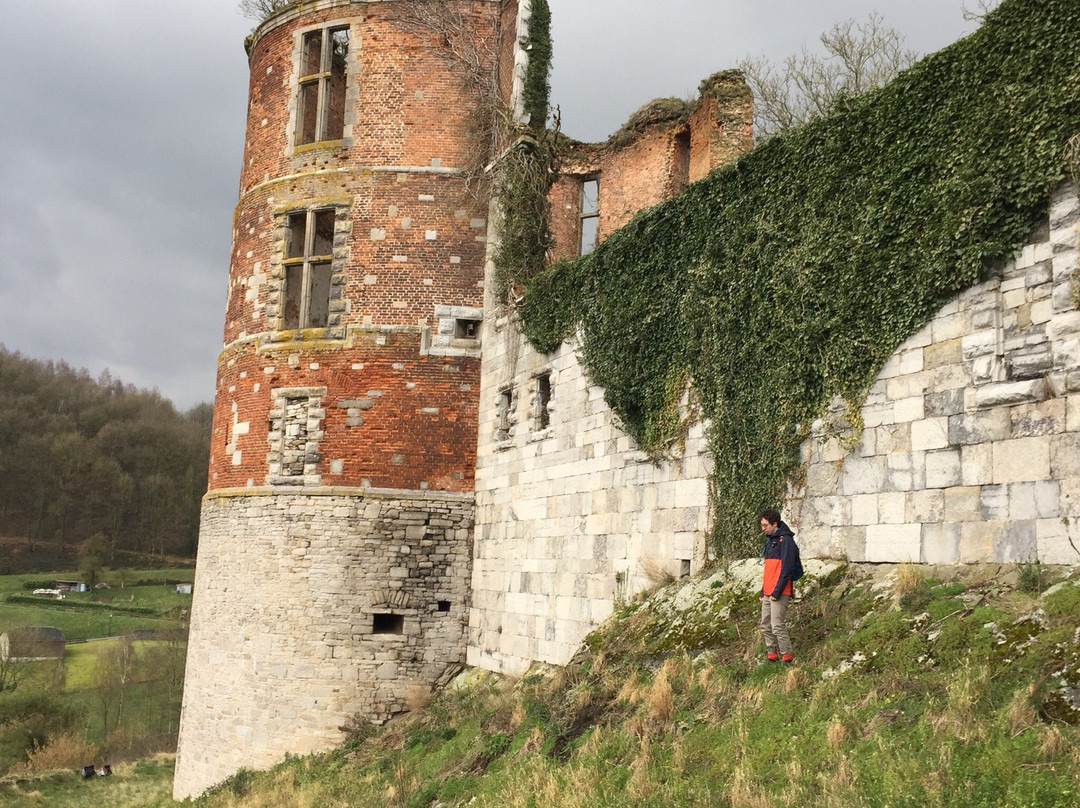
left=173, top=488, right=472, bottom=798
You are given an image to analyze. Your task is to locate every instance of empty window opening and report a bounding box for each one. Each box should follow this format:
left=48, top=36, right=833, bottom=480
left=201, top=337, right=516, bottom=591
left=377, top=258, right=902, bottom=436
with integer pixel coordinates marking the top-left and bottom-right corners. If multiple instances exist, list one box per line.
left=534, top=373, right=551, bottom=430
left=579, top=178, right=599, bottom=256
left=673, top=130, right=691, bottom=197
left=455, top=318, right=481, bottom=339
left=679, top=559, right=691, bottom=579
left=283, top=208, right=335, bottom=330
left=372, top=613, right=404, bottom=634
left=496, top=388, right=514, bottom=441
left=437, top=601, right=451, bottom=613
left=297, top=27, right=349, bottom=145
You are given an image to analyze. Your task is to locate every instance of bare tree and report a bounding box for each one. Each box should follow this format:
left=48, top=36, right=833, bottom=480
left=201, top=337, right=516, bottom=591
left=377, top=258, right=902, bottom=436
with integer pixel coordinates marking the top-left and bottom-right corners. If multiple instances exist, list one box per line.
left=740, top=13, right=918, bottom=139
left=238, top=0, right=293, bottom=23
left=94, top=638, right=137, bottom=736
left=962, top=0, right=1001, bottom=22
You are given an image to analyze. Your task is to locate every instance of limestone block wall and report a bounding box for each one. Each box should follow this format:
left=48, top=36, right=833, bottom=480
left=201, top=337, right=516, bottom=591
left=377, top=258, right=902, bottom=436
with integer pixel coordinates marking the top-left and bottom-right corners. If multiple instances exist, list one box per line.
left=467, top=322, right=711, bottom=675
left=174, top=489, right=472, bottom=798
left=792, top=182, right=1080, bottom=567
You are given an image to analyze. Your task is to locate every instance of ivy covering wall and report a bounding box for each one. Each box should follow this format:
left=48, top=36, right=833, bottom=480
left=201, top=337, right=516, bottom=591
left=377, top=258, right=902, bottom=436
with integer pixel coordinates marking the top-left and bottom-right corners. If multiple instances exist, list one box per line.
left=492, top=0, right=558, bottom=303
left=519, top=0, right=1080, bottom=556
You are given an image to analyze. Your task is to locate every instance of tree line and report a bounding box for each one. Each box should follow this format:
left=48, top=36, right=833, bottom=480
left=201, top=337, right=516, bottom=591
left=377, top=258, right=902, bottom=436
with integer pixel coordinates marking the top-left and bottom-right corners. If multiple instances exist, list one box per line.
left=0, top=347, right=211, bottom=562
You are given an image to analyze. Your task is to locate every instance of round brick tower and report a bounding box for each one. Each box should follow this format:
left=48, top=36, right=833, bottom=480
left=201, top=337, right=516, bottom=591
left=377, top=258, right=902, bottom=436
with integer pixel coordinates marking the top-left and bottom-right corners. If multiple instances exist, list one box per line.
left=174, top=0, right=518, bottom=797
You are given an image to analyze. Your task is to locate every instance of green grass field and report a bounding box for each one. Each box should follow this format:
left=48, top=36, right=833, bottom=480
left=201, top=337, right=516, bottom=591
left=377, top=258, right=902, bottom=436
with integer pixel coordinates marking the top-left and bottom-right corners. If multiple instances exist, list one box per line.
left=0, top=569, right=193, bottom=643
left=0, top=755, right=176, bottom=807
left=0, top=571, right=190, bottom=781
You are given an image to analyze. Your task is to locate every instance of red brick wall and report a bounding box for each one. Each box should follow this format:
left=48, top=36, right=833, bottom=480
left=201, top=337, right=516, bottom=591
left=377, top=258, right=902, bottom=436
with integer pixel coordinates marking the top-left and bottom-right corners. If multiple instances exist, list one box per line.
left=211, top=0, right=509, bottom=495
left=549, top=128, right=683, bottom=260
left=241, top=3, right=502, bottom=195
left=209, top=335, right=479, bottom=492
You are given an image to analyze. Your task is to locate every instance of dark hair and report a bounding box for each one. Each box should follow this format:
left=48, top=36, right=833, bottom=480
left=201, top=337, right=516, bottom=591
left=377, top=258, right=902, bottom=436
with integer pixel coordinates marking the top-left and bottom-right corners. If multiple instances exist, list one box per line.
left=758, top=508, right=781, bottom=526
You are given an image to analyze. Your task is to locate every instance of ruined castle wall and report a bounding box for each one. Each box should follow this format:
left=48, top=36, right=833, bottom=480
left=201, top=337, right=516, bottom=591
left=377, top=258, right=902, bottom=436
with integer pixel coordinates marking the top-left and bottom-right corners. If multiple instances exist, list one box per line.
left=466, top=77, right=759, bottom=676
left=550, top=129, right=684, bottom=262
left=792, top=183, right=1080, bottom=567
left=174, top=489, right=472, bottom=797
left=467, top=322, right=712, bottom=675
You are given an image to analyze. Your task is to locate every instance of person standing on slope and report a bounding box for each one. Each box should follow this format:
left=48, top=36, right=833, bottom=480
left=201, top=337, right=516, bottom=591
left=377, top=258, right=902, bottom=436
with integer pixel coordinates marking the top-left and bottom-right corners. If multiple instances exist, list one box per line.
left=758, top=508, right=800, bottom=665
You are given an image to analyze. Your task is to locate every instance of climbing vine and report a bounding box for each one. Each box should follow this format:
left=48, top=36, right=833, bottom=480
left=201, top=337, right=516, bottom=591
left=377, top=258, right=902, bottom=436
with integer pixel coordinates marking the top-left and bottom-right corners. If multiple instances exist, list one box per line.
left=491, top=0, right=559, bottom=304
left=520, top=0, right=1080, bottom=557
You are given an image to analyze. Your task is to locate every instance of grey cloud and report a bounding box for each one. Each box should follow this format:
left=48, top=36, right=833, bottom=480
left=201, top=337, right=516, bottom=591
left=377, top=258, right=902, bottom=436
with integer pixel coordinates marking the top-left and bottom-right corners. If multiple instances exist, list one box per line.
left=0, top=0, right=978, bottom=409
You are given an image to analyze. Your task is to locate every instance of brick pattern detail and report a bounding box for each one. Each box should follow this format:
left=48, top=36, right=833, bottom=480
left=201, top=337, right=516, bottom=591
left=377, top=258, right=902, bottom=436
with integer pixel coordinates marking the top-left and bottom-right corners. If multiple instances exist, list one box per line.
left=209, top=335, right=479, bottom=492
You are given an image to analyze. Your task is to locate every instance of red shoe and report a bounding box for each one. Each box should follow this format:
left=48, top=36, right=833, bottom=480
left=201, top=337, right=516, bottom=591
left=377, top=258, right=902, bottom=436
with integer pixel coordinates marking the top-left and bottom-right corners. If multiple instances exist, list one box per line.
left=781, top=653, right=794, bottom=665
left=767, top=652, right=779, bottom=662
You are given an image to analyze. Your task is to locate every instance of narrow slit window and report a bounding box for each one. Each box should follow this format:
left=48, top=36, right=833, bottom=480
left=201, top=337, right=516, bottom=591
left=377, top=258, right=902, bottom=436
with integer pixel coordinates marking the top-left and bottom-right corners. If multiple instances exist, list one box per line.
left=282, top=209, right=336, bottom=330
left=297, top=26, right=350, bottom=146
left=372, top=613, right=404, bottom=635
left=534, top=373, right=551, bottom=430
left=579, top=178, right=599, bottom=256
left=496, top=388, right=514, bottom=441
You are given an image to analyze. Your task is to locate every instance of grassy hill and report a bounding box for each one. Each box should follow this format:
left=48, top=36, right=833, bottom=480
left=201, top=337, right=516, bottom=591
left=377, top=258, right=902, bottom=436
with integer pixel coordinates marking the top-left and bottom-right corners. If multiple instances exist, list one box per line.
left=4, top=561, right=1077, bottom=807
left=173, top=560, right=1080, bottom=808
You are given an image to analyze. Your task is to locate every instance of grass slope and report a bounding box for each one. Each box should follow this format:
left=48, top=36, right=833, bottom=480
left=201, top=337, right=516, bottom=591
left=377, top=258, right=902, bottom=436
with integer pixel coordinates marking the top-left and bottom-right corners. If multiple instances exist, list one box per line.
left=0, top=755, right=176, bottom=807
left=187, top=562, right=1080, bottom=808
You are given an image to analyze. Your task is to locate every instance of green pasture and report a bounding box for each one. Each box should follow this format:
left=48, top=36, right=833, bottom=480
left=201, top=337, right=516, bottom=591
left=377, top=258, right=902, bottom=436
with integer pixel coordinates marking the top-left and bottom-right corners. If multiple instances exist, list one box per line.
left=0, top=569, right=193, bottom=643
left=0, top=755, right=176, bottom=808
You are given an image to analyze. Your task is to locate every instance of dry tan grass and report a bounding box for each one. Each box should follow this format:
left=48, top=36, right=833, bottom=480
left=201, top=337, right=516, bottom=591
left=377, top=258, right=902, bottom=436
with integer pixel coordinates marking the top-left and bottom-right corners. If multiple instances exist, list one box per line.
left=729, top=758, right=772, bottom=808
left=1040, top=726, right=1068, bottom=759
left=1007, top=683, right=1039, bottom=736
left=827, top=715, right=848, bottom=748
left=896, top=562, right=922, bottom=596
left=819, top=752, right=857, bottom=806
left=646, top=666, right=674, bottom=724
left=928, top=664, right=989, bottom=743
left=509, top=698, right=528, bottom=730
left=639, top=556, right=676, bottom=586
left=784, top=667, right=811, bottom=692
left=617, top=672, right=650, bottom=706
left=404, top=684, right=432, bottom=712
left=627, top=742, right=654, bottom=802
left=11, top=733, right=98, bottom=774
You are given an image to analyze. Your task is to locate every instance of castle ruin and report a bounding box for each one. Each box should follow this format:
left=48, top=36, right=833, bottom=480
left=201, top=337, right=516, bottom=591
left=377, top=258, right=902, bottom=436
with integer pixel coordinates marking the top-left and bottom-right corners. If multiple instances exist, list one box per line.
left=176, top=0, right=1080, bottom=797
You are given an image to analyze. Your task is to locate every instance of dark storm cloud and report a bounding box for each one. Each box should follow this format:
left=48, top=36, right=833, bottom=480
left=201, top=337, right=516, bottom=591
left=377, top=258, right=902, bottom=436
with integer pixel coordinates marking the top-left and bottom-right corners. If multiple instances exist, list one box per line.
left=0, top=1, right=979, bottom=409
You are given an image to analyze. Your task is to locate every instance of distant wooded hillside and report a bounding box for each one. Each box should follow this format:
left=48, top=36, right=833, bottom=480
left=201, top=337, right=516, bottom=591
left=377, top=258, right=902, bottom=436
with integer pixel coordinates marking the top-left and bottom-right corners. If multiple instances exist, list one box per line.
left=0, top=347, right=211, bottom=564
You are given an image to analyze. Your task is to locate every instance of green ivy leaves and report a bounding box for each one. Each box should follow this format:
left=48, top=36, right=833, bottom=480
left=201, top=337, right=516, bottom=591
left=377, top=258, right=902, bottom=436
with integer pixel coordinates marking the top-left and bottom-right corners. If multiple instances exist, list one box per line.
left=520, top=0, right=1080, bottom=557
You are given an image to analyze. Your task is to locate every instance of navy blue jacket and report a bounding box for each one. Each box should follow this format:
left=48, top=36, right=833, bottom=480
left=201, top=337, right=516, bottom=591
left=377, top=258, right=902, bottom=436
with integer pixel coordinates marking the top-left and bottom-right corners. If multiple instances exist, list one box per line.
left=760, top=521, right=799, bottom=599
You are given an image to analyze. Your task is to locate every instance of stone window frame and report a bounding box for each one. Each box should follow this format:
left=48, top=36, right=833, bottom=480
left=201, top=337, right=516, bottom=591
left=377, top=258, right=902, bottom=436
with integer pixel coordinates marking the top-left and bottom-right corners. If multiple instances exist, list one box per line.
left=423, top=305, right=483, bottom=358
left=579, top=176, right=600, bottom=256
left=267, top=205, right=350, bottom=340
left=294, top=24, right=350, bottom=147
left=266, top=386, right=327, bottom=486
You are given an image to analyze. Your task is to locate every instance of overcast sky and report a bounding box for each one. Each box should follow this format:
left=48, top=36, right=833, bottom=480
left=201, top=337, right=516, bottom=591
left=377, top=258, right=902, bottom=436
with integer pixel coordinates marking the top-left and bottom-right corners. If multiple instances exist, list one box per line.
left=0, top=1, right=982, bottom=410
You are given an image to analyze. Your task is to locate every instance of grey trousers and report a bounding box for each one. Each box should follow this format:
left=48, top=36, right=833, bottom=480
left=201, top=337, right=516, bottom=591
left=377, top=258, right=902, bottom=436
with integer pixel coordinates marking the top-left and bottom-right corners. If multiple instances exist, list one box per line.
left=760, top=595, right=792, bottom=656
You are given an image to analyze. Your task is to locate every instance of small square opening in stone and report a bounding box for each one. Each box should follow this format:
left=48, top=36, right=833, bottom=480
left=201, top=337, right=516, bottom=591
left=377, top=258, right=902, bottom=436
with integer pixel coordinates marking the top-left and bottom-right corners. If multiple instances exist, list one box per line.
left=372, top=613, right=404, bottom=634
left=679, top=559, right=691, bottom=579
left=437, top=600, right=451, bottom=612
left=455, top=318, right=481, bottom=339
